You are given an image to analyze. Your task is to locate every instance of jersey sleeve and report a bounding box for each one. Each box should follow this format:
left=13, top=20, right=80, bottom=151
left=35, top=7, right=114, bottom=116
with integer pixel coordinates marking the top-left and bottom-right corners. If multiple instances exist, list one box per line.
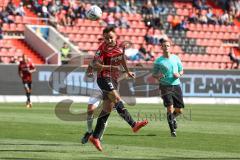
left=29, top=62, right=35, bottom=70
left=93, top=44, right=104, bottom=64
left=152, top=59, right=160, bottom=75
left=177, top=56, right=183, bottom=72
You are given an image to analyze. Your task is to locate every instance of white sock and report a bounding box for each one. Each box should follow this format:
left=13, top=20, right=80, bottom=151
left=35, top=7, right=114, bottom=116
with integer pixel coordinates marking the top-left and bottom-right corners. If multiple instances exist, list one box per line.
left=87, top=114, right=93, bottom=133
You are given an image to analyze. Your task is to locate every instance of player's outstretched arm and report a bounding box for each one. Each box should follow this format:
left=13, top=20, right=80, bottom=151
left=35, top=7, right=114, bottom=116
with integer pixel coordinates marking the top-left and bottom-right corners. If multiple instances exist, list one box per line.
left=29, top=68, right=36, bottom=73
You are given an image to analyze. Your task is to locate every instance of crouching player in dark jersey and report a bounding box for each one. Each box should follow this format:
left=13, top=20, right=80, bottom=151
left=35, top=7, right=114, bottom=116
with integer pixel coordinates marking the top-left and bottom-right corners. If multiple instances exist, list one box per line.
left=152, top=39, right=185, bottom=137
left=18, top=55, right=36, bottom=108
left=88, top=27, right=148, bottom=151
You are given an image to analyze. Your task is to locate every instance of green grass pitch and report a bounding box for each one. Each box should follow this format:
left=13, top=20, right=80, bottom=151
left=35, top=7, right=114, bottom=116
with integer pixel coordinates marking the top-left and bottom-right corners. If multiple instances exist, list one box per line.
left=0, top=103, right=240, bottom=160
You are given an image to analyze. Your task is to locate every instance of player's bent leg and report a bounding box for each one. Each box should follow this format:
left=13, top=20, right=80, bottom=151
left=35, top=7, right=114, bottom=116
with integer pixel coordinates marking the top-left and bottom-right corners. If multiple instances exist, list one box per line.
left=24, top=83, right=32, bottom=108
left=99, top=121, right=108, bottom=141
left=167, top=105, right=176, bottom=137
left=90, top=100, right=112, bottom=151
left=174, top=108, right=183, bottom=117
left=173, top=108, right=183, bottom=130
left=108, top=90, right=148, bottom=133
left=81, top=104, right=96, bottom=144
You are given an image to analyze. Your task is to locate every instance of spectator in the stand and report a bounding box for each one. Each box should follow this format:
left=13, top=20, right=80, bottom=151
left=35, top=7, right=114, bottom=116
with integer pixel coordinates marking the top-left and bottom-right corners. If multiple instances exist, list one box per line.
left=60, top=42, right=71, bottom=64
left=121, top=0, right=137, bottom=13
left=198, top=12, right=208, bottom=24
left=105, top=12, right=116, bottom=28
left=125, top=46, right=144, bottom=61
left=188, top=8, right=199, bottom=23
left=78, top=2, right=86, bottom=19
left=141, top=0, right=154, bottom=18
left=0, top=7, right=14, bottom=24
left=6, top=0, right=16, bottom=15
left=15, top=2, right=25, bottom=16
left=0, top=57, right=3, bottom=63
left=139, top=45, right=154, bottom=61
left=9, top=56, right=19, bottom=64
left=115, top=15, right=130, bottom=28
left=41, top=2, right=50, bottom=18
left=206, top=8, right=218, bottom=24
left=193, top=0, right=209, bottom=10
left=108, top=0, right=116, bottom=13
left=147, top=47, right=155, bottom=60
left=62, top=0, right=70, bottom=12
left=31, top=0, right=42, bottom=13
left=144, top=14, right=163, bottom=29
left=56, top=10, right=67, bottom=26
left=152, top=0, right=161, bottom=17
left=175, top=18, right=189, bottom=31
left=171, top=16, right=181, bottom=29
left=219, top=10, right=229, bottom=25
left=130, top=0, right=138, bottom=13
left=147, top=29, right=168, bottom=45
left=0, top=23, right=3, bottom=40
left=228, top=10, right=235, bottom=25
left=66, top=8, right=76, bottom=26
left=229, top=47, right=240, bottom=69
left=48, top=0, right=61, bottom=16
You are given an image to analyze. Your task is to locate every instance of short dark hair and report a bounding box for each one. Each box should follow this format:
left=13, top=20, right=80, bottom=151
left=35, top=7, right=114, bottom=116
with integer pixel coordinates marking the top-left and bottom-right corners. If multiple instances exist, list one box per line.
left=159, top=38, right=169, bottom=44
left=103, top=26, right=115, bottom=34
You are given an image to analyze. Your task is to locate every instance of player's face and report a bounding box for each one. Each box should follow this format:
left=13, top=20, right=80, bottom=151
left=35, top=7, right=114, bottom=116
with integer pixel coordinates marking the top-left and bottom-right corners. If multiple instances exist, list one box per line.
left=103, top=31, right=117, bottom=46
left=161, top=41, right=171, bottom=54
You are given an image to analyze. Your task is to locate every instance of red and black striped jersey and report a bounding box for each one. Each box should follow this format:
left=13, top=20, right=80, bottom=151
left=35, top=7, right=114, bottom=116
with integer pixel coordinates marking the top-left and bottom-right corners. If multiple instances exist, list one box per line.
left=94, top=42, right=123, bottom=80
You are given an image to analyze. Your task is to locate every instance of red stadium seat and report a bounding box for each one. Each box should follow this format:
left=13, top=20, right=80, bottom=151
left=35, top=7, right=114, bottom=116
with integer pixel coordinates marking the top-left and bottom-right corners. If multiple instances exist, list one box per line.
left=15, top=16, right=23, bottom=23
left=208, top=24, right=214, bottom=32
left=79, top=26, right=86, bottom=34
left=16, top=49, right=23, bottom=56
left=2, top=23, right=9, bottom=31
left=16, top=24, right=25, bottom=31
left=216, top=32, right=224, bottom=39
left=75, top=34, right=82, bottom=41
left=81, top=34, right=89, bottom=42
left=68, top=34, right=75, bottom=42
left=232, top=26, right=239, bottom=33
left=167, top=15, right=173, bottom=22
left=9, top=23, right=17, bottom=31
left=214, top=24, right=221, bottom=32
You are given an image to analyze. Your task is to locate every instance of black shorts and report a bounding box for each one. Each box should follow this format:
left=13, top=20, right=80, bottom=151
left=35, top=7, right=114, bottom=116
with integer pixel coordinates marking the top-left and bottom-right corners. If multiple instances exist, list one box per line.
left=23, top=82, right=32, bottom=90
left=97, top=77, right=118, bottom=100
left=159, top=85, right=184, bottom=108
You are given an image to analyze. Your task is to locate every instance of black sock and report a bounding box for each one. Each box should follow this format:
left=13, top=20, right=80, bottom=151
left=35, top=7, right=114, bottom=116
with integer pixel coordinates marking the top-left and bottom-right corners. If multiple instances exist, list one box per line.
left=115, top=101, right=136, bottom=127
left=93, top=110, right=110, bottom=139
left=167, top=112, right=175, bottom=132
left=26, top=92, right=30, bottom=102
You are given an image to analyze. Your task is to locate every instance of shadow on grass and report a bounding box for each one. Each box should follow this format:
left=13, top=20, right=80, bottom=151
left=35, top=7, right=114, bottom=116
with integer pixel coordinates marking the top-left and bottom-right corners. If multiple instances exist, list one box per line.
left=0, top=149, right=68, bottom=153
left=0, top=143, right=79, bottom=146
left=89, top=158, right=240, bottom=160
left=105, top=133, right=157, bottom=137
left=0, top=158, right=52, bottom=160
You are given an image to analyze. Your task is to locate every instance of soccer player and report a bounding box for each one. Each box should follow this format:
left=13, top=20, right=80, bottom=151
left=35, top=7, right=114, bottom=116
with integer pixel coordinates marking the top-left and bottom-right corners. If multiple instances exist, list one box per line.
left=81, top=64, right=106, bottom=144
left=18, top=55, right=36, bottom=108
left=88, top=26, right=148, bottom=151
left=152, top=39, right=184, bottom=137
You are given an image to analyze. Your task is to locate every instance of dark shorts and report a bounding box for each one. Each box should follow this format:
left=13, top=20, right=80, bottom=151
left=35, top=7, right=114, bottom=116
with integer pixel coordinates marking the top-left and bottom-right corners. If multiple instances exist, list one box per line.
left=23, top=82, right=32, bottom=90
left=97, top=77, right=118, bottom=100
left=159, top=85, right=184, bottom=108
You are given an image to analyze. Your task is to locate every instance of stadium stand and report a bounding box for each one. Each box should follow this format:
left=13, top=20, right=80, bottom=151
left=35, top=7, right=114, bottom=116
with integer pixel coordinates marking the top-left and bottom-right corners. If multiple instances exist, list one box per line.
left=0, top=0, right=239, bottom=69
left=0, top=0, right=45, bottom=64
